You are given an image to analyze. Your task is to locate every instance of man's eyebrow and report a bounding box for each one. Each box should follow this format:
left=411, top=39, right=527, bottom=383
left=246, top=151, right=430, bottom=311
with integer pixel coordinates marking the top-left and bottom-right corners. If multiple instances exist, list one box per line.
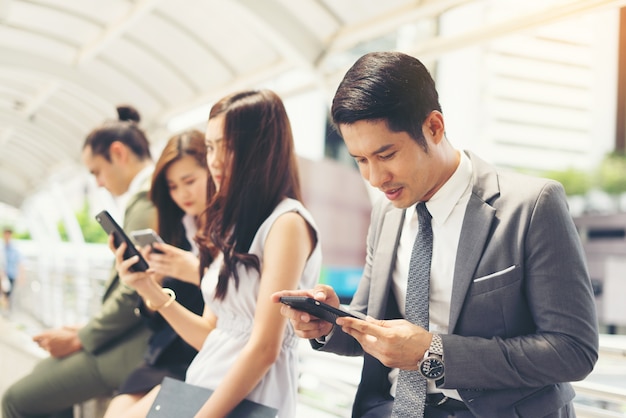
left=349, top=144, right=394, bottom=158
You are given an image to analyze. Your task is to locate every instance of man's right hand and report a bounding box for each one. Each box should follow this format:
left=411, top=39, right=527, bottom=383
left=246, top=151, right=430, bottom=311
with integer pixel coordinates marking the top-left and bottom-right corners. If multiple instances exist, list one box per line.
left=33, top=326, right=83, bottom=358
left=271, top=285, right=339, bottom=340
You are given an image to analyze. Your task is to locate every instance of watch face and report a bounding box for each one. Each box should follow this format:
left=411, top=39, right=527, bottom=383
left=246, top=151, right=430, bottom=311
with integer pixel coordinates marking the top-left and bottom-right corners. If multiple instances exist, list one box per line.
left=420, top=357, right=444, bottom=379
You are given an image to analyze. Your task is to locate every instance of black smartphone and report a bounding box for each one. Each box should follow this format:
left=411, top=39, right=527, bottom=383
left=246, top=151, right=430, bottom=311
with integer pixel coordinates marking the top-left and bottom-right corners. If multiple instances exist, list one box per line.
left=95, top=210, right=149, bottom=272
left=130, top=228, right=164, bottom=253
left=279, top=296, right=365, bottom=324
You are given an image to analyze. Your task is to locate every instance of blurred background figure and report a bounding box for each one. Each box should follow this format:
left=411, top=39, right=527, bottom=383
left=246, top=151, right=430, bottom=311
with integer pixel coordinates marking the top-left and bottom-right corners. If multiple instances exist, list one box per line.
left=1, top=227, right=22, bottom=313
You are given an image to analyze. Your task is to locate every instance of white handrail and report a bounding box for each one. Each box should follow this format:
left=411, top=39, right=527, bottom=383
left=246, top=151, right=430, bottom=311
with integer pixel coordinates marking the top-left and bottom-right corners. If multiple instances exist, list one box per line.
left=573, top=381, right=626, bottom=405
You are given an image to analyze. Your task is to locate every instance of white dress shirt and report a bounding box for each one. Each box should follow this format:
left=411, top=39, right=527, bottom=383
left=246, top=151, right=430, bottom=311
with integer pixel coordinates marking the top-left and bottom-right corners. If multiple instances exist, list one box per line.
left=389, top=150, right=473, bottom=400
left=182, top=213, right=199, bottom=256
left=113, top=165, right=154, bottom=224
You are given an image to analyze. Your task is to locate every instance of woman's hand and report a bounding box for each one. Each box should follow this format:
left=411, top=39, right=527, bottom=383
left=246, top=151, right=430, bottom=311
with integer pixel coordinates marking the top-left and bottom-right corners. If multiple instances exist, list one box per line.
left=145, top=242, right=201, bottom=285
left=109, top=234, right=153, bottom=292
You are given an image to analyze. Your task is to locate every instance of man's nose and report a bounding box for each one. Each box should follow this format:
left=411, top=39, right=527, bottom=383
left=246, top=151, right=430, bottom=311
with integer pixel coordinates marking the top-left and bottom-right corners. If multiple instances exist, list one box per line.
left=367, top=163, right=387, bottom=189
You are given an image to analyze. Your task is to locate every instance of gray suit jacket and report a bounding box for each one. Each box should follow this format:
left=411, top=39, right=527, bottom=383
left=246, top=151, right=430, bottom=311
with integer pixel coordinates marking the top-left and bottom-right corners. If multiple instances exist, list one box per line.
left=320, top=151, right=599, bottom=418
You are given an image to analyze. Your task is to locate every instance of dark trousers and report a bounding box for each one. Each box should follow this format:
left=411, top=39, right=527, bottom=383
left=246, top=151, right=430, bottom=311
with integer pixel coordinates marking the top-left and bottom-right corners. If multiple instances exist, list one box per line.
left=357, top=400, right=475, bottom=417
left=425, top=404, right=475, bottom=417
left=2, top=351, right=113, bottom=418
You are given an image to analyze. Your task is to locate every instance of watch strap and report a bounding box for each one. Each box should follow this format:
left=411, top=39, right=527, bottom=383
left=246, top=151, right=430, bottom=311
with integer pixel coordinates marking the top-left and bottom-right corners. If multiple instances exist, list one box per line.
left=429, top=333, right=443, bottom=356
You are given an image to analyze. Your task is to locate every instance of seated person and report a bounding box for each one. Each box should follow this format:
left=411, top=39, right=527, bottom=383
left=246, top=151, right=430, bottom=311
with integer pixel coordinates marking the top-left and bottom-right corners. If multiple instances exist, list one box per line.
left=104, top=130, right=207, bottom=417
left=112, top=89, right=322, bottom=417
left=2, top=105, right=156, bottom=418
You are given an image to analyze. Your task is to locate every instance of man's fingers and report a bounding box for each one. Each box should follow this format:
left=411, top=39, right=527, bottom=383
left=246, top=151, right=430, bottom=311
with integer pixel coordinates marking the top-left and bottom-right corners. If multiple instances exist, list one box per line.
left=337, top=316, right=378, bottom=333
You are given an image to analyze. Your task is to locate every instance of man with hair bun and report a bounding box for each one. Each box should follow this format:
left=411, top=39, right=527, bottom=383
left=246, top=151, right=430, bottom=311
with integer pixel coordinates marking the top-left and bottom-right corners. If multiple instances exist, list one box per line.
left=2, top=105, right=157, bottom=418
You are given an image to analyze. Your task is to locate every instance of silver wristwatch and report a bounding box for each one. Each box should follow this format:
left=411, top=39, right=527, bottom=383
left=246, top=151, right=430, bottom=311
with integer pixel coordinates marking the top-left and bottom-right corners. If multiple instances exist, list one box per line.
left=418, top=333, right=444, bottom=381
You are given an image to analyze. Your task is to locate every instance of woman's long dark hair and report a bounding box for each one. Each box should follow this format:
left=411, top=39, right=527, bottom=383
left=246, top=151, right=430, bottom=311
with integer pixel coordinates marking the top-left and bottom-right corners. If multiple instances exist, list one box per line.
left=197, top=90, right=301, bottom=299
left=150, top=130, right=207, bottom=247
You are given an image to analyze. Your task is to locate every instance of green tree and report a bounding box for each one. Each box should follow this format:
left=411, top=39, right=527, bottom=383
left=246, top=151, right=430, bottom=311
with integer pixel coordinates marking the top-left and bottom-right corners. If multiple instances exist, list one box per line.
left=77, top=202, right=109, bottom=243
left=56, top=201, right=109, bottom=243
left=540, top=168, right=593, bottom=196
left=13, top=230, right=31, bottom=240
left=597, top=152, right=626, bottom=195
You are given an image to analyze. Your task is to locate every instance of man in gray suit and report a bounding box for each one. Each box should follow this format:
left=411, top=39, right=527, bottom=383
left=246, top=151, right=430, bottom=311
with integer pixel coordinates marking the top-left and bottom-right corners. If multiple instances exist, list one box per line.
left=274, top=52, right=598, bottom=417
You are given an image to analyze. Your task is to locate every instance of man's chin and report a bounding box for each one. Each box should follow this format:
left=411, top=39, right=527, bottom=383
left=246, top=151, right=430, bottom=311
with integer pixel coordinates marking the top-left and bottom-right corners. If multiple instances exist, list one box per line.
left=388, top=199, right=414, bottom=209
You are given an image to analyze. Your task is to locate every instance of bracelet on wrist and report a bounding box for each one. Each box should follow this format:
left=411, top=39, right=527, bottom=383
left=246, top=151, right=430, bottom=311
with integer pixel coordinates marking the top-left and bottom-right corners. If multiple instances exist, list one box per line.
left=144, top=288, right=176, bottom=311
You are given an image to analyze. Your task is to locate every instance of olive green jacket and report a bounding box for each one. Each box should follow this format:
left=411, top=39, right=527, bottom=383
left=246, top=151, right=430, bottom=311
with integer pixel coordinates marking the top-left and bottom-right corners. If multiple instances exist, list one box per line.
left=77, top=178, right=157, bottom=387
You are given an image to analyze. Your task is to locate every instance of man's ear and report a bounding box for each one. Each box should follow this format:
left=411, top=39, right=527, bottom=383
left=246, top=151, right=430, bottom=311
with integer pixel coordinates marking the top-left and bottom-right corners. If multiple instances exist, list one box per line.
left=424, top=111, right=445, bottom=143
left=108, top=140, right=128, bottom=163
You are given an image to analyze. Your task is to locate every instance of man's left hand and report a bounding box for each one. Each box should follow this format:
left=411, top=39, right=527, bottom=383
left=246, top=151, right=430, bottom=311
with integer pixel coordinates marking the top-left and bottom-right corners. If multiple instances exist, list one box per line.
left=336, top=316, right=432, bottom=370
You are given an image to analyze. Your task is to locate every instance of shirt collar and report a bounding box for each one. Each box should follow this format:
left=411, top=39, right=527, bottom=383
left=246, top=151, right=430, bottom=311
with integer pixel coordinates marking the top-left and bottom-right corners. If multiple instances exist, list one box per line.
left=182, top=213, right=199, bottom=255
left=424, top=151, right=473, bottom=225
left=115, top=164, right=153, bottom=212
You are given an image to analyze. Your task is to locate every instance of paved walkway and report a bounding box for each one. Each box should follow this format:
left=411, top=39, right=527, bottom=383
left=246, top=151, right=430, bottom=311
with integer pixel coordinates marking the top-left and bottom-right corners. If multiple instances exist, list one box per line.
left=0, top=310, right=48, bottom=406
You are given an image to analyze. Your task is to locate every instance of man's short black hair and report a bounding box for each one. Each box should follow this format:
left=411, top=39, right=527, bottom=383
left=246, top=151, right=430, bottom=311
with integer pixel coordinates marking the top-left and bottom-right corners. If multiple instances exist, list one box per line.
left=331, top=51, right=442, bottom=150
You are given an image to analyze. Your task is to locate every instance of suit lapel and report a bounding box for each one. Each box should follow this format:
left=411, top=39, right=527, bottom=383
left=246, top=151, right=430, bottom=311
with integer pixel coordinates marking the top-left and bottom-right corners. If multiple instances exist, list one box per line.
left=449, top=195, right=495, bottom=331
left=448, top=152, right=499, bottom=332
left=102, top=176, right=151, bottom=300
left=370, top=207, right=404, bottom=319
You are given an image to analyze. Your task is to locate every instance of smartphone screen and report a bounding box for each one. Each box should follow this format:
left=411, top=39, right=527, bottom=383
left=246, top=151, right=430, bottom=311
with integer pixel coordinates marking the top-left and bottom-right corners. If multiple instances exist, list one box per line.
left=130, top=229, right=164, bottom=253
left=130, top=228, right=164, bottom=254
left=95, top=210, right=149, bottom=272
left=279, top=296, right=365, bottom=324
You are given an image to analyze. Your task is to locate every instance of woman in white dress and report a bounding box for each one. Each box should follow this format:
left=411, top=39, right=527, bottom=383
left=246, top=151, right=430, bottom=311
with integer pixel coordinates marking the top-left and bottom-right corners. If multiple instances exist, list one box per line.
left=114, top=89, right=321, bottom=418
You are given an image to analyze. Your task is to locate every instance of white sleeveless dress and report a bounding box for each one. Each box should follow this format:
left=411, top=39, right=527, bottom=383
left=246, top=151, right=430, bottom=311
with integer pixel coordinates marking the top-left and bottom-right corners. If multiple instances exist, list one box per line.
left=185, top=198, right=322, bottom=417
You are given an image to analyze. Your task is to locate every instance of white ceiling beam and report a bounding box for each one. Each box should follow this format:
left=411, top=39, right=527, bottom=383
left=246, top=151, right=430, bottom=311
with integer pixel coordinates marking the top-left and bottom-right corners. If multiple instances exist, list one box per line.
left=156, top=58, right=295, bottom=126
left=409, top=0, right=626, bottom=60
left=0, top=0, right=12, bottom=22
left=0, top=47, right=122, bottom=104
left=0, top=185, right=24, bottom=208
left=322, top=0, right=475, bottom=57
left=0, top=109, right=81, bottom=158
left=321, top=0, right=626, bottom=81
left=75, top=0, right=162, bottom=65
left=0, top=127, right=14, bottom=147
left=19, top=81, right=60, bottom=119
left=232, top=0, right=326, bottom=67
